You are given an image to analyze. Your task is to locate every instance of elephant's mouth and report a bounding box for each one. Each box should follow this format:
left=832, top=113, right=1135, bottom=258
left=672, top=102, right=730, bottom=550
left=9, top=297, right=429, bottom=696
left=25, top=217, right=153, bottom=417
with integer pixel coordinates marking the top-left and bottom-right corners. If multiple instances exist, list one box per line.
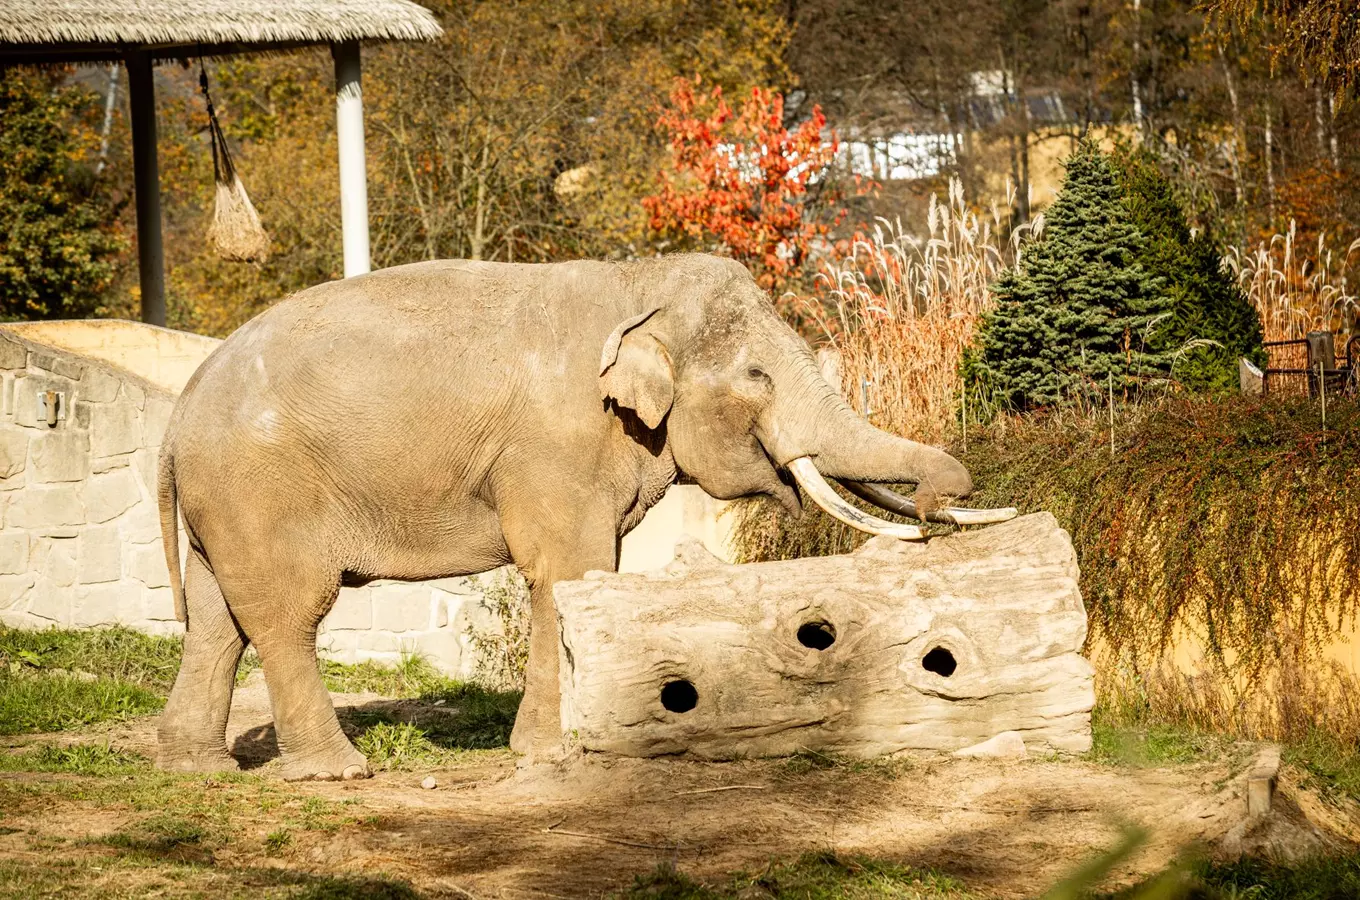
left=785, top=457, right=1017, bottom=541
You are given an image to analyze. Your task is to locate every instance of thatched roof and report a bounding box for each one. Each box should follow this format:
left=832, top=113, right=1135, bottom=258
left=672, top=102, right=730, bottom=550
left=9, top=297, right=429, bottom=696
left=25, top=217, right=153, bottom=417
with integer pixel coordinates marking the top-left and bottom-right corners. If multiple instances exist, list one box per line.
left=0, top=0, right=442, bottom=63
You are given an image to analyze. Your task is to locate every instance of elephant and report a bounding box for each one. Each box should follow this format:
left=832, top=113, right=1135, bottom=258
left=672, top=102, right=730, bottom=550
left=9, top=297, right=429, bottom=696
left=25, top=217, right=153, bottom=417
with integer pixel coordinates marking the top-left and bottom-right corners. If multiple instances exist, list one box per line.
left=154, top=254, right=1001, bottom=781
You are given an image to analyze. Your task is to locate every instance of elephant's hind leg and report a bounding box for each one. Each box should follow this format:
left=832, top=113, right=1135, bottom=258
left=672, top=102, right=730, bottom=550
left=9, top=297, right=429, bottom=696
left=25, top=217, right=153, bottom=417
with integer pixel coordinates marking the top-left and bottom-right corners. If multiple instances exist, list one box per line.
left=231, top=569, right=370, bottom=782
left=157, top=550, right=246, bottom=773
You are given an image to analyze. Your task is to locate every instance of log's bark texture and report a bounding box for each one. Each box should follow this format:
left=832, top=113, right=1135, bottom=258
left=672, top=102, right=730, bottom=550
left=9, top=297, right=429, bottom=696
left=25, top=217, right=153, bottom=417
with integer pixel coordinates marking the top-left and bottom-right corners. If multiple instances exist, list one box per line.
left=555, top=512, right=1094, bottom=759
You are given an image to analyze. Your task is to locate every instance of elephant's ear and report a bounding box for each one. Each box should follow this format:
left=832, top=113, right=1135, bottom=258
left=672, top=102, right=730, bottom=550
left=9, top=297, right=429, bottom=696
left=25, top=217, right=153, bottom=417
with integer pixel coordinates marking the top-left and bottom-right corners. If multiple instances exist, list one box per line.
left=600, top=308, right=673, bottom=430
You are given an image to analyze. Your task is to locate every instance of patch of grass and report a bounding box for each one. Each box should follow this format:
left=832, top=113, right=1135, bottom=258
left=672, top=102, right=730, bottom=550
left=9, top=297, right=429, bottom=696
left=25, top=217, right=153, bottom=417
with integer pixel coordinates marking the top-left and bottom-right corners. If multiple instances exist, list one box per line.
left=320, top=652, right=453, bottom=697
left=1101, top=850, right=1360, bottom=899
left=101, top=812, right=218, bottom=865
left=0, top=625, right=181, bottom=690
left=0, top=671, right=164, bottom=734
left=0, top=742, right=151, bottom=775
left=0, top=857, right=428, bottom=898
left=618, top=852, right=973, bottom=899
left=780, top=749, right=914, bottom=779
left=1284, top=731, right=1360, bottom=805
left=263, top=828, right=291, bottom=856
left=417, top=682, right=521, bottom=749
left=1189, top=852, right=1360, bottom=900
left=353, top=722, right=444, bottom=770
left=345, top=683, right=521, bottom=769
left=1088, top=719, right=1228, bottom=768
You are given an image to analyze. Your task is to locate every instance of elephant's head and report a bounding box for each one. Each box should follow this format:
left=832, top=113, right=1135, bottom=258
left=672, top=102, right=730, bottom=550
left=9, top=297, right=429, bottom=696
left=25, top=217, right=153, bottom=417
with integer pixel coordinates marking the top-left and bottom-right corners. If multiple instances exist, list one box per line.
left=599, top=257, right=1006, bottom=537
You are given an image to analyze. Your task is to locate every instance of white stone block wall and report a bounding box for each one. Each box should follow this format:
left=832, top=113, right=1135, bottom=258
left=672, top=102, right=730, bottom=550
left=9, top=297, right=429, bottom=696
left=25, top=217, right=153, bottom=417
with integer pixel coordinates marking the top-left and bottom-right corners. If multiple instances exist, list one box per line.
left=0, top=326, right=519, bottom=681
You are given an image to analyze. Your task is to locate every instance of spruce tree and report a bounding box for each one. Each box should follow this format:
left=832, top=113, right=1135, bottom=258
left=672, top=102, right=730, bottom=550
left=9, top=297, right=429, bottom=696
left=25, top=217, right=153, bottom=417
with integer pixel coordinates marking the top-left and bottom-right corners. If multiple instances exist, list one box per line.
left=1116, top=147, right=1265, bottom=392
left=975, top=140, right=1168, bottom=409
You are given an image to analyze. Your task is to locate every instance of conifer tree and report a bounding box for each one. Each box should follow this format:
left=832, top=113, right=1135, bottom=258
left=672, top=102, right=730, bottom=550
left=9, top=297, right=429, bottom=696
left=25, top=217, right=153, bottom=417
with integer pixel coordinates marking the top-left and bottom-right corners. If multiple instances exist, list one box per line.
left=1116, top=147, right=1265, bottom=392
left=974, top=140, right=1167, bottom=408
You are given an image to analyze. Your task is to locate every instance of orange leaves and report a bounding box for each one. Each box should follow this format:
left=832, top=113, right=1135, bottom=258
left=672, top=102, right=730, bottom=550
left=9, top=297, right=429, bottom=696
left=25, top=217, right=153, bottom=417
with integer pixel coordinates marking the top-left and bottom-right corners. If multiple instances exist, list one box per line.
left=643, top=77, right=842, bottom=294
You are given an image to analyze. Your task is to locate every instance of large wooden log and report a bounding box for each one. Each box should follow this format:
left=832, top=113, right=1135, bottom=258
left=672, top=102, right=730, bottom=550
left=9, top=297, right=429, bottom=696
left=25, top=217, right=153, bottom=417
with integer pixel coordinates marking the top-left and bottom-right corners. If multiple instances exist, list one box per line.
left=555, top=512, right=1094, bottom=759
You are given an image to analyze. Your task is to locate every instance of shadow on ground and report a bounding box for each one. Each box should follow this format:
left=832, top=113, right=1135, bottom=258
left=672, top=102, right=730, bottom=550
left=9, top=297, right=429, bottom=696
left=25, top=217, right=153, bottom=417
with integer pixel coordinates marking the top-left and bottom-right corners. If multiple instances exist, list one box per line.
left=229, top=686, right=521, bottom=770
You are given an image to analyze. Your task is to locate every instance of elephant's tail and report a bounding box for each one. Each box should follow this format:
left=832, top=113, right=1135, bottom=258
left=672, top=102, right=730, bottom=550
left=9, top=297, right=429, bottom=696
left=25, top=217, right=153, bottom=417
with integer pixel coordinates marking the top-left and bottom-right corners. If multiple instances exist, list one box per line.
left=158, top=448, right=186, bottom=624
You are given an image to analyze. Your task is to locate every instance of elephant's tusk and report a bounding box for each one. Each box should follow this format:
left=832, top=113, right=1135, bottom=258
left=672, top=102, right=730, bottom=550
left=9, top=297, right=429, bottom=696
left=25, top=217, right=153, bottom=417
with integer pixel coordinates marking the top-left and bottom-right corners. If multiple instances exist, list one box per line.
left=839, top=479, right=1019, bottom=526
left=787, top=457, right=925, bottom=541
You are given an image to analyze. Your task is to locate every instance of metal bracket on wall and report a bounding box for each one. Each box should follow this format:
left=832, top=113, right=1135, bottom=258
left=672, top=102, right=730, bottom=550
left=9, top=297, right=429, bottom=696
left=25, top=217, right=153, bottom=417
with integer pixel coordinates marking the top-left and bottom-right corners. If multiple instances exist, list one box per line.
left=38, top=390, right=65, bottom=427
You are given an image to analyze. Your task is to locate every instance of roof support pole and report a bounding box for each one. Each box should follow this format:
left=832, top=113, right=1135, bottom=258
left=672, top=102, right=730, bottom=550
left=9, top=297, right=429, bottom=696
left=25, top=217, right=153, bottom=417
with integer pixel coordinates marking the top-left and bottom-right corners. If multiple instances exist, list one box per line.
left=332, top=40, right=371, bottom=278
left=126, top=51, right=166, bottom=326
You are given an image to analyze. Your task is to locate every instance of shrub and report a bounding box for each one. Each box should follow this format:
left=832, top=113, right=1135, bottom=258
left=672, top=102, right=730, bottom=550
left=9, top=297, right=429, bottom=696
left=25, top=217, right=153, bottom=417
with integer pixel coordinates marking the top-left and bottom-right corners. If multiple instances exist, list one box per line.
left=1115, top=146, right=1266, bottom=392
left=972, top=140, right=1168, bottom=408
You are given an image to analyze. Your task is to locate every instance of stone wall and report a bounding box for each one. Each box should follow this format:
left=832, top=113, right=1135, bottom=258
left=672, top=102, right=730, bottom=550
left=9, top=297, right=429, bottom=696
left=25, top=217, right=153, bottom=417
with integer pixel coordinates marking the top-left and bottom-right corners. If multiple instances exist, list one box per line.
left=0, top=322, right=509, bottom=679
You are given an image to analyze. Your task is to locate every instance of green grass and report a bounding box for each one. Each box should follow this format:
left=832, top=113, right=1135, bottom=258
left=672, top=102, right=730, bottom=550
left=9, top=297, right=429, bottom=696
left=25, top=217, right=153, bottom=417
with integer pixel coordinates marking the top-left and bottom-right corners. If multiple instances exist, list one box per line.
left=0, top=625, right=182, bottom=690
left=616, top=852, right=973, bottom=899
left=1088, top=720, right=1231, bottom=768
left=1284, top=730, right=1360, bottom=805
left=0, top=672, right=164, bottom=734
left=0, top=857, right=427, bottom=899
left=1187, top=852, right=1360, bottom=900
left=0, top=742, right=151, bottom=776
left=344, top=682, right=521, bottom=770
left=318, top=653, right=452, bottom=696
left=0, top=626, right=518, bottom=760
left=1097, top=850, right=1360, bottom=899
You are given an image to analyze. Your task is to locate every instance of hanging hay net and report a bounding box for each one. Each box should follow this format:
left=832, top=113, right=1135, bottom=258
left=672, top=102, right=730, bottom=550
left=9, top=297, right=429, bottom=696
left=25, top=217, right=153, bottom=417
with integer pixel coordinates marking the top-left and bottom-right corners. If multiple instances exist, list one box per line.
left=199, top=64, right=270, bottom=263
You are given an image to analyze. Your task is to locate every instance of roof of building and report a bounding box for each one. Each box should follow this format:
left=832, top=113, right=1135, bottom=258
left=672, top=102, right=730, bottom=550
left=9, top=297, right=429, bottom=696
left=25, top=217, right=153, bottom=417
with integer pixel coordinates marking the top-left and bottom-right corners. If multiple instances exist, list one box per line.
left=0, top=0, right=442, bottom=63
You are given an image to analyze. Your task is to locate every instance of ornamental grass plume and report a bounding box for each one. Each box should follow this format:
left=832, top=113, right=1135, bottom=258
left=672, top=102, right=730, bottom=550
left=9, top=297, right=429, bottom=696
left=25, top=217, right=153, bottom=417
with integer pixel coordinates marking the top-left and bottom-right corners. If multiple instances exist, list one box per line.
left=797, top=177, right=1033, bottom=444
left=1222, top=220, right=1360, bottom=345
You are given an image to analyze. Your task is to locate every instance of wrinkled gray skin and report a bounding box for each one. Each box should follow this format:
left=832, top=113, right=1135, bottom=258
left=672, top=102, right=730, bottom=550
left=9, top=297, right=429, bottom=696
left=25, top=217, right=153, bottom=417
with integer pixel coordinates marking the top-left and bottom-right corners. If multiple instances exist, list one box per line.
left=155, top=255, right=973, bottom=780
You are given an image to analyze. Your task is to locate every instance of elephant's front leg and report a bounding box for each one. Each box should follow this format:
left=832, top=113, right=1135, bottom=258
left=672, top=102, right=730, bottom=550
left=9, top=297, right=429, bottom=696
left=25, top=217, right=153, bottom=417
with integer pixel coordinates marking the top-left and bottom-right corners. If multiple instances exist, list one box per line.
left=502, top=511, right=616, bottom=760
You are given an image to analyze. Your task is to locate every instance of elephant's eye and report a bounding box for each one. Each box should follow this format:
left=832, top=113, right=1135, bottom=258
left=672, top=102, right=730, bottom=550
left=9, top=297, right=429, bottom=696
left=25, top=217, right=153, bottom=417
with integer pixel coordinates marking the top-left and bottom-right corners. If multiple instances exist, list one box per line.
left=747, top=366, right=767, bottom=380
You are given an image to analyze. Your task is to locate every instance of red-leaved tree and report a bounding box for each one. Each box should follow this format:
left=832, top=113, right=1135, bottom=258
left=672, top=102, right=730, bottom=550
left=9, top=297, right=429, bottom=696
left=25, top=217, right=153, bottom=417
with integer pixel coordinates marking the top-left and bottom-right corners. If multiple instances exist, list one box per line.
left=643, top=78, right=844, bottom=295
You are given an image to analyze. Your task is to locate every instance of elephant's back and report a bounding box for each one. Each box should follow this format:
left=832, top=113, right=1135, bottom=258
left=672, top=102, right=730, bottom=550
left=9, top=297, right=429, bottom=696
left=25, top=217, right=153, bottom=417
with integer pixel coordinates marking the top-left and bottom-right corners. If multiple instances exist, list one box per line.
left=164, top=258, right=635, bottom=497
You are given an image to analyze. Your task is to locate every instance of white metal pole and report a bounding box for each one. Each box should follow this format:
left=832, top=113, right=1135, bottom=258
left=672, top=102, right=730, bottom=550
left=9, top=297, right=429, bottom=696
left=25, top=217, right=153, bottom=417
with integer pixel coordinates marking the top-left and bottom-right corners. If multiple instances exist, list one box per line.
left=332, top=40, right=371, bottom=278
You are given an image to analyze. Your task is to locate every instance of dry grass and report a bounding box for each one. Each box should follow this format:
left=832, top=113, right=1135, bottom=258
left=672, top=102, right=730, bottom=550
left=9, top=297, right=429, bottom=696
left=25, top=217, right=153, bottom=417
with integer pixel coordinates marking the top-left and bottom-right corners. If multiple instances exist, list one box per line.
left=1223, top=220, right=1360, bottom=345
left=798, top=179, right=1035, bottom=443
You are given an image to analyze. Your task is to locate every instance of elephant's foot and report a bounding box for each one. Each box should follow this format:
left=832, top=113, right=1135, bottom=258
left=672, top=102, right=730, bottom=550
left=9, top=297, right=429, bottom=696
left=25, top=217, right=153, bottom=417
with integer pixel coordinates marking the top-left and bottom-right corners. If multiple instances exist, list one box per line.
left=509, top=703, right=564, bottom=765
left=279, top=746, right=372, bottom=782
left=156, top=745, right=241, bottom=775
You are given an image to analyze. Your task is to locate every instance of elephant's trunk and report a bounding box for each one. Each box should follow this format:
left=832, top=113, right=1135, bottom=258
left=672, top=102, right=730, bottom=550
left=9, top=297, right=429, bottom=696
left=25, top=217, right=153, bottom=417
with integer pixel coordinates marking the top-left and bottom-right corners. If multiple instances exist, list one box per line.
left=801, top=398, right=974, bottom=499
left=757, top=348, right=974, bottom=526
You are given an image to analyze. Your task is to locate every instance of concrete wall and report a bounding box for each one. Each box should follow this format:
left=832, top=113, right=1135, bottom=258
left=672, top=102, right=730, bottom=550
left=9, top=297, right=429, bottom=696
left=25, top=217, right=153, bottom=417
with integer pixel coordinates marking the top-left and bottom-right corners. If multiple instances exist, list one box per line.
left=0, top=320, right=733, bottom=679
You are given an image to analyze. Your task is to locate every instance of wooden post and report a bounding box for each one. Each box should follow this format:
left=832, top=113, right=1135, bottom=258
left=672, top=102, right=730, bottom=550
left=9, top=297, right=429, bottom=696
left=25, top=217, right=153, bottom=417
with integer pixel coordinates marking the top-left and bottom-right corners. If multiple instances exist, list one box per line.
left=125, top=51, right=165, bottom=327
left=332, top=41, right=371, bottom=278
left=556, top=513, right=1095, bottom=760
left=1306, top=330, right=1336, bottom=398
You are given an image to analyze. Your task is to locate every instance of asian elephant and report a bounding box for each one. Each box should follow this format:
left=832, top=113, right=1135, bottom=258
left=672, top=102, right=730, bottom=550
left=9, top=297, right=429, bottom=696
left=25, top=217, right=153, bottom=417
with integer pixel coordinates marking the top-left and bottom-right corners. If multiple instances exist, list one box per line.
left=155, top=254, right=992, bottom=781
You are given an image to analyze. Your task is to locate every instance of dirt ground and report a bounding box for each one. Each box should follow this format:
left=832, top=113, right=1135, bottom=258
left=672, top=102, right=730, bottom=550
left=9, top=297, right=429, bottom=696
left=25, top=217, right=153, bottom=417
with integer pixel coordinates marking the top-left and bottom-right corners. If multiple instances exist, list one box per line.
left=3, top=673, right=1358, bottom=899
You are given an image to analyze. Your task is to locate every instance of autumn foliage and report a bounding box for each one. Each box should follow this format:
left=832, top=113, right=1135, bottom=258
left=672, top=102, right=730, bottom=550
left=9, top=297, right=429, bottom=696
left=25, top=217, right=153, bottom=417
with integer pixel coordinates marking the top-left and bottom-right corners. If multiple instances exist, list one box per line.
left=644, top=78, right=842, bottom=294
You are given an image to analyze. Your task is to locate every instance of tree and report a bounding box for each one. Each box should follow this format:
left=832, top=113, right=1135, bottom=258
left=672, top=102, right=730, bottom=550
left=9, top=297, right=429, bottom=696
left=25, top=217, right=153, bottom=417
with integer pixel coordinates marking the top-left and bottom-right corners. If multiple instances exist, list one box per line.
left=642, top=78, right=842, bottom=294
left=973, top=140, right=1168, bottom=408
left=106, top=0, right=792, bottom=337
left=1116, top=145, right=1266, bottom=391
left=1208, top=0, right=1360, bottom=99
left=0, top=70, right=126, bottom=320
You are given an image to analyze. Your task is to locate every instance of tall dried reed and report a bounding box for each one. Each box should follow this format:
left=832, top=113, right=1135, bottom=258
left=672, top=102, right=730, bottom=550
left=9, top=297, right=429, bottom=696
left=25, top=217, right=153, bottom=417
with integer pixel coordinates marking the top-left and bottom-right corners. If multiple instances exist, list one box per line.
left=1222, top=220, right=1360, bottom=345
left=798, top=179, right=1037, bottom=444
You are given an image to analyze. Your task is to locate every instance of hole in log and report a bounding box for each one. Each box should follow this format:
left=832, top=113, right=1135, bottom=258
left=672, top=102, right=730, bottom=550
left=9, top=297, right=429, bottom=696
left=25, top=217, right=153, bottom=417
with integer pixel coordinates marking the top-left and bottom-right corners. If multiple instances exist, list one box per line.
left=797, top=620, right=837, bottom=650
left=922, top=646, right=957, bottom=677
left=660, top=679, right=698, bottom=713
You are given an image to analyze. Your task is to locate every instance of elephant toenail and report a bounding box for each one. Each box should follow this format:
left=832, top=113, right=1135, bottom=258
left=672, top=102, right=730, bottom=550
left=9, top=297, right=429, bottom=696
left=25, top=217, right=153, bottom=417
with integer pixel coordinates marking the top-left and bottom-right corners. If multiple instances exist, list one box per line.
left=342, top=765, right=368, bottom=780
